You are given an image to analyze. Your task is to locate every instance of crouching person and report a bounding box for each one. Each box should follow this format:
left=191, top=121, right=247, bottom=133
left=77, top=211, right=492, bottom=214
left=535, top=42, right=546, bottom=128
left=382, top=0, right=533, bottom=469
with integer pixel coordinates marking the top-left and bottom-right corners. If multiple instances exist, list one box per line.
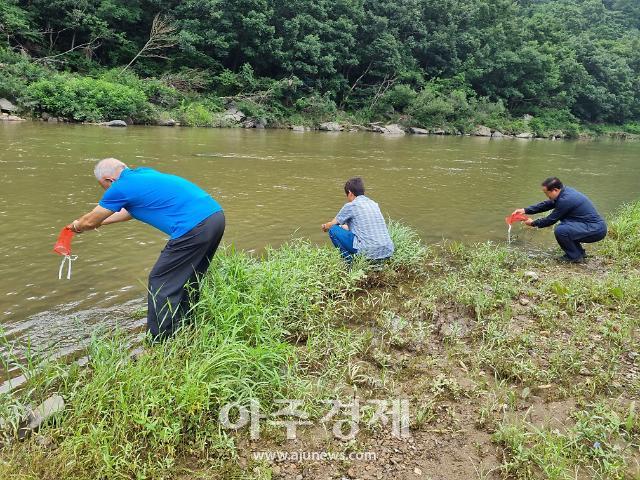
left=513, top=177, right=607, bottom=263
left=321, top=177, right=394, bottom=263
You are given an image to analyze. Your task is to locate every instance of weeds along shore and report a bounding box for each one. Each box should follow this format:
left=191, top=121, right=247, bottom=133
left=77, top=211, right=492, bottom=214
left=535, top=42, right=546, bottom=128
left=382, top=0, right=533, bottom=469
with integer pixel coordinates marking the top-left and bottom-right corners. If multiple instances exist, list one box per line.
left=1, top=210, right=639, bottom=479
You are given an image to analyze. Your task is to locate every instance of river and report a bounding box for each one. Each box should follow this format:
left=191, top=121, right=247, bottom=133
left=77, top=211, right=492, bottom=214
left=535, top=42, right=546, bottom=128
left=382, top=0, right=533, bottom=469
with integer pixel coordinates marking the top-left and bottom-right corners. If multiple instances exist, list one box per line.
left=1, top=122, right=639, bottom=381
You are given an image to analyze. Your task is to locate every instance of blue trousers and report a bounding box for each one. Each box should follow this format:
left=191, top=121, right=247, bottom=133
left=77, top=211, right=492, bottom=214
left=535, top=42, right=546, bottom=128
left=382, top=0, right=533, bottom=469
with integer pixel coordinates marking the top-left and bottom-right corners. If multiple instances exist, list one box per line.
left=554, top=221, right=607, bottom=260
left=328, top=225, right=358, bottom=260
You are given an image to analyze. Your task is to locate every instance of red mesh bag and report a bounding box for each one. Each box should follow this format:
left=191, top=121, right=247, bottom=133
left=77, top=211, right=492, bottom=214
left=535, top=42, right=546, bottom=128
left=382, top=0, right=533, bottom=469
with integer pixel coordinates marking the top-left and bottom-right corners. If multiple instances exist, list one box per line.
left=505, top=212, right=530, bottom=225
left=53, top=227, right=75, bottom=256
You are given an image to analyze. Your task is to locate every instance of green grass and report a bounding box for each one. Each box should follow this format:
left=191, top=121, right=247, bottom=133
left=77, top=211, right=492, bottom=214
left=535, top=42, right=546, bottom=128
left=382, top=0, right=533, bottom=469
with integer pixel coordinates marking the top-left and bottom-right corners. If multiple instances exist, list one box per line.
left=2, top=203, right=640, bottom=479
left=495, top=401, right=639, bottom=480
left=598, top=201, right=640, bottom=263
left=0, top=223, right=427, bottom=479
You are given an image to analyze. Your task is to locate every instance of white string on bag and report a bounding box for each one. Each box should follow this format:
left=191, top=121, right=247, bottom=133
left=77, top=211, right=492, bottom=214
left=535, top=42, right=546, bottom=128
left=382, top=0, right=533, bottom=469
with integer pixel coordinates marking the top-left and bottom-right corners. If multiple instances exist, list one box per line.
left=58, top=255, right=78, bottom=280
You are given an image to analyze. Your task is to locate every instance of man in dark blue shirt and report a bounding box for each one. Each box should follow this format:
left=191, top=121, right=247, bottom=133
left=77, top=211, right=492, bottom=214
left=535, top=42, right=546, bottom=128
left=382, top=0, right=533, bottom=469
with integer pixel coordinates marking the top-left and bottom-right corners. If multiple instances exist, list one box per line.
left=65, top=158, right=225, bottom=340
left=513, top=177, right=607, bottom=262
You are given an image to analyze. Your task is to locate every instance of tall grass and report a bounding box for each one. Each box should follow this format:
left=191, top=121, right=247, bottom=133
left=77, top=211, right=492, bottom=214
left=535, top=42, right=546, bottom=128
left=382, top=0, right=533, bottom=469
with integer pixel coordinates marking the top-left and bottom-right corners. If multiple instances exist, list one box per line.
left=599, top=201, right=640, bottom=262
left=387, top=220, right=429, bottom=273
left=0, top=223, right=427, bottom=479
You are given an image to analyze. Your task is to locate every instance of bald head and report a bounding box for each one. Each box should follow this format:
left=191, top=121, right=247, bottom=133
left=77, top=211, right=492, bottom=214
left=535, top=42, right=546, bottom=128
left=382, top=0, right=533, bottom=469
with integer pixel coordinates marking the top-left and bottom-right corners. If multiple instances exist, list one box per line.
left=94, top=158, right=127, bottom=181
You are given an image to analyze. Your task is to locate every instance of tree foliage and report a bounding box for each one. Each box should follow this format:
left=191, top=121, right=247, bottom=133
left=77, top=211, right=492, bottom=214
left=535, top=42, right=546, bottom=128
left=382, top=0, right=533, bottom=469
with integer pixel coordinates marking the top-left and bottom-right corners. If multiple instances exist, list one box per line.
left=1, top=0, right=638, bottom=125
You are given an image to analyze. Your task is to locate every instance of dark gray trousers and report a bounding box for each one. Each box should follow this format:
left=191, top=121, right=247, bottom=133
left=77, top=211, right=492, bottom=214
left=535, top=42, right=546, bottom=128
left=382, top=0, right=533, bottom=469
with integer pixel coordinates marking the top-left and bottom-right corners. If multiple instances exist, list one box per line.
left=147, top=211, right=225, bottom=340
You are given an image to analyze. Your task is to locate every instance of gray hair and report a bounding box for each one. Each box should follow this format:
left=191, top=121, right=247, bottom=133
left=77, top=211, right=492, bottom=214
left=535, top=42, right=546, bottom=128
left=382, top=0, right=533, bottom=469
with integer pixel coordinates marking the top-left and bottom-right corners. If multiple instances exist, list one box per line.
left=94, top=158, right=127, bottom=180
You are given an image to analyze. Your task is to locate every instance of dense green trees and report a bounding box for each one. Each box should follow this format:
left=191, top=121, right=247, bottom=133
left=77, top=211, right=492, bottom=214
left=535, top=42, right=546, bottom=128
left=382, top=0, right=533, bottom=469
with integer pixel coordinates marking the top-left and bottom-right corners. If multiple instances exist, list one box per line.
left=1, top=0, right=639, bottom=130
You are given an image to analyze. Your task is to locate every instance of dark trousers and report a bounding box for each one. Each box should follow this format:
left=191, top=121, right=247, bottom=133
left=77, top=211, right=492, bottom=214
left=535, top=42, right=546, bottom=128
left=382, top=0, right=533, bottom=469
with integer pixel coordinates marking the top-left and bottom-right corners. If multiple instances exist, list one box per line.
left=554, top=221, right=607, bottom=260
left=147, top=211, right=225, bottom=340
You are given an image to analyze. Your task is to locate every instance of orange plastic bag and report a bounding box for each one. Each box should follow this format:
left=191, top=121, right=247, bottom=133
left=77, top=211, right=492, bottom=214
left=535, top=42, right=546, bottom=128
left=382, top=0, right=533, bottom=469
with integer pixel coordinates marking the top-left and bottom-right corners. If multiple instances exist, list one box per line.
left=53, top=227, right=75, bottom=256
left=53, top=227, right=77, bottom=279
left=505, top=212, right=531, bottom=244
left=505, top=212, right=530, bottom=225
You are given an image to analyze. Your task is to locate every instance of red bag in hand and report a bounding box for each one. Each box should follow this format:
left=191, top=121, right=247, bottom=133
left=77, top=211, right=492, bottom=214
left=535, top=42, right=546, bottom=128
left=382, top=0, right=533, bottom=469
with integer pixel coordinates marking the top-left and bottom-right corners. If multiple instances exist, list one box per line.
left=53, top=227, right=75, bottom=256
left=505, top=212, right=530, bottom=225
left=53, top=227, right=77, bottom=279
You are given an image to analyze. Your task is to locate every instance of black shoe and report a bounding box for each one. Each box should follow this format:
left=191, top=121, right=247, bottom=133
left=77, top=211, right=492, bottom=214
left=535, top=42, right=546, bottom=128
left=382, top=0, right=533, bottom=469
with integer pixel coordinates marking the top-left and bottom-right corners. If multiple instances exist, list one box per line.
left=557, top=254, right=584, bottom=264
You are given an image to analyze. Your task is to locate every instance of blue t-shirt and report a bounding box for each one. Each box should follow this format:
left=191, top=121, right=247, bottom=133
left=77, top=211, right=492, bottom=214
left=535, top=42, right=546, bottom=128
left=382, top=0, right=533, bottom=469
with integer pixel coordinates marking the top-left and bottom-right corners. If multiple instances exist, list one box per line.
left=99, top=167, right=222, bottom=239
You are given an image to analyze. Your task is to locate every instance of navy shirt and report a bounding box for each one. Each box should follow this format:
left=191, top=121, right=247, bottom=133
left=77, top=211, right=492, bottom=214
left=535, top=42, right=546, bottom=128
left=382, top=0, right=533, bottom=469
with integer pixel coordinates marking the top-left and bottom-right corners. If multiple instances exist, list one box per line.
left=99, top=167, right=222, bottom=239
left=525, top=186, right=606, bottom=229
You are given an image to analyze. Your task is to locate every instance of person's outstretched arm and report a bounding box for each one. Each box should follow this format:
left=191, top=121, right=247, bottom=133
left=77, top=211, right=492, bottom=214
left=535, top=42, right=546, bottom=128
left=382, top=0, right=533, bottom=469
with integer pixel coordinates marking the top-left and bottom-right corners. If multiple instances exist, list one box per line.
left=101, top=208, right=132, bottom=225
left=67, top=205, right=115, bottom=233
left=531, top=201, right=573, bottom=228
left=524, top=200, right=555, bottom=215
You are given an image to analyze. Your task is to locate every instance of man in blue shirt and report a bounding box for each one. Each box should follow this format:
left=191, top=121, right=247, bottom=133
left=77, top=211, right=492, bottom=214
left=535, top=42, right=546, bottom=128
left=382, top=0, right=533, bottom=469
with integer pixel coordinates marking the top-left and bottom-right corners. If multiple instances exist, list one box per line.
left=321, top=177, right=394, bottom=262
left=513, top=177, right=607, bottom=263
left=66, top=158, right=225, bottom=340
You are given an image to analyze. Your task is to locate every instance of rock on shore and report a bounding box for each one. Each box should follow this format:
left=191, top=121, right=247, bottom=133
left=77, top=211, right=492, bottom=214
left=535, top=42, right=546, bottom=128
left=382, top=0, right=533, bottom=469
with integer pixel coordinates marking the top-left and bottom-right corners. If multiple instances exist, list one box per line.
left=222, top=107, right=246, bottom=123
left=100, top=120, right=128, bottom=127
left=368, top=123, right=405, bottom=135
left=473, top=125, right=492, bottom=137
left=380, top=123, right=405, bottom=135
left=319, top=122, right=343, bottom=131
left=18, top=394, right=65, bottom=440
left=0, top=113, right=25, bottom=121
left=0, top=98, right=17, bottom=113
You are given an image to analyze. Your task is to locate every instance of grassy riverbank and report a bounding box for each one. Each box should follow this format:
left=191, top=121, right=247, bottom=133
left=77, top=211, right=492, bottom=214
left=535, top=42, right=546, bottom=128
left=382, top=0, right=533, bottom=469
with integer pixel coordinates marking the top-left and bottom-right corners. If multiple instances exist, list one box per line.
left=1, top=207, right=640, bottom=479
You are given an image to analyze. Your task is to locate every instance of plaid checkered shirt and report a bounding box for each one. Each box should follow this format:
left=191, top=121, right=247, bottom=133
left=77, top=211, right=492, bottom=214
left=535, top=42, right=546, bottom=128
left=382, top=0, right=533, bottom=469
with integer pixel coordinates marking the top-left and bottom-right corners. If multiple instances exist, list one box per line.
left=336, top=195, right=394, bottom=260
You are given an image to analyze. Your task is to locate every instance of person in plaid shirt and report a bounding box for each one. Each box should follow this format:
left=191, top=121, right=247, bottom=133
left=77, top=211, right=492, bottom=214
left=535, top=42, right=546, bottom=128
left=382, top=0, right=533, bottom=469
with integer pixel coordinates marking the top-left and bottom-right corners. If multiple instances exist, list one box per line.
left=321, top=177, right=394, bottom=261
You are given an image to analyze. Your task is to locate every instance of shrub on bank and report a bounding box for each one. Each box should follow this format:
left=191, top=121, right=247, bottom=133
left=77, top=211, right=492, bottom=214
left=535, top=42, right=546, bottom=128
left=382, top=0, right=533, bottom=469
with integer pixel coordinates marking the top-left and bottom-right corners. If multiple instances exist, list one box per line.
left=0, top=48, right=51, bottom=102
left=407, top=84, right=468, bottom=130
left=100, top=69, right=184, bottom=110
left=176, top=99, right=227, bottom=127
left=406, top=82, right=510, bottom=134
left=25, top=74, right=148, bottom=122
left=293, top=94, right=338, bottom=123
left=377, top=84, right=418, bottom=115
left=621, top=122, right=640, bottom=135
left=528, top=108, right=581, bottom=138
left=176, top=101, right=215, bottom=126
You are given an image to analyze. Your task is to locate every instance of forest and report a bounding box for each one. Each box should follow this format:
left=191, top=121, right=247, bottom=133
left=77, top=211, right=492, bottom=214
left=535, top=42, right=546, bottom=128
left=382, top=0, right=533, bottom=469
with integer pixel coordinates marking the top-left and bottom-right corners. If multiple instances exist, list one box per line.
left=1, top=0, right=640, bottom=136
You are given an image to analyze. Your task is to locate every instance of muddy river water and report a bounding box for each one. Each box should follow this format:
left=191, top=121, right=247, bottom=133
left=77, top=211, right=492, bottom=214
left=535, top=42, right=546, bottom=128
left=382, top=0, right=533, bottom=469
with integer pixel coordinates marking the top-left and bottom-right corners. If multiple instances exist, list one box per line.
left=1, top=122, right=639, bottom=380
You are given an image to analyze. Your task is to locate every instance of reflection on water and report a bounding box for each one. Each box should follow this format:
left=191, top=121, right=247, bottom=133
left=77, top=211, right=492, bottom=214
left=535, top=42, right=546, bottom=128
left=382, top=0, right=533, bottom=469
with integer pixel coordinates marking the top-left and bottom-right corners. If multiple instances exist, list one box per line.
left=1, top=123, right=640, bottom=377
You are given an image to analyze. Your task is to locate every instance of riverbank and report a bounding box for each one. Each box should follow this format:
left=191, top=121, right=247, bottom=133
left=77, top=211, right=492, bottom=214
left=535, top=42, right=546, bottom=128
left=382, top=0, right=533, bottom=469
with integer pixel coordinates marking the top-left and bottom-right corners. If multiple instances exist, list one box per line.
left=3, top=54, right=640, bottom=142
left=7, top=110, right=640, bottom=143
left=1, top=204, right=639, bottom=479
